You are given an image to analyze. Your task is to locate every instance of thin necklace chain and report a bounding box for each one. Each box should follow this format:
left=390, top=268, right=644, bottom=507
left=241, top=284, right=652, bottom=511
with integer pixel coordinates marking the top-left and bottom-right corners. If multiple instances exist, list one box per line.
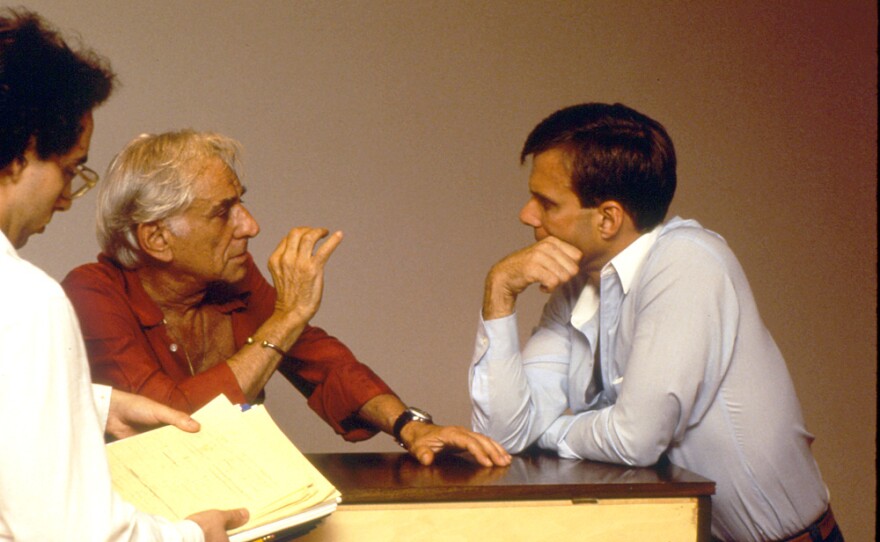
left=165, top=310, right=208, bottom=376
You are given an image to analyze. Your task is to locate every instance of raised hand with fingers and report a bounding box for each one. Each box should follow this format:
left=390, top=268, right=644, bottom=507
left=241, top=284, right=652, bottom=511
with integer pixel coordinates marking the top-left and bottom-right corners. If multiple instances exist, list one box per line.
left=269, top=227, right=344, bottom=329
left=226, top=226, right=343, bottom=400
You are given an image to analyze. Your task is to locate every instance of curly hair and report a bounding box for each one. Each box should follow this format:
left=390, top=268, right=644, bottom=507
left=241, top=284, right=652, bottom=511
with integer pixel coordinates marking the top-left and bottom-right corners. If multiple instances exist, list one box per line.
left=0, top=8, right=116, bottom=169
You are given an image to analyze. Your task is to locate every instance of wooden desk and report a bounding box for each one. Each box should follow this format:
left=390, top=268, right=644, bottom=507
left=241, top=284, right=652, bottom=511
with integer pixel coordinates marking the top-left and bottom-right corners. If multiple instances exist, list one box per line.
left=299, top=451, right=714, bottom=541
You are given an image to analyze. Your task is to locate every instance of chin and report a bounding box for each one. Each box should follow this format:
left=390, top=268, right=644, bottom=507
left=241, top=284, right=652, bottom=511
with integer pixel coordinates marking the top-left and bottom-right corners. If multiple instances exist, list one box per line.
left=224, top=266, right=249, bottom=284
left=15, top=227, right=45, bottom=248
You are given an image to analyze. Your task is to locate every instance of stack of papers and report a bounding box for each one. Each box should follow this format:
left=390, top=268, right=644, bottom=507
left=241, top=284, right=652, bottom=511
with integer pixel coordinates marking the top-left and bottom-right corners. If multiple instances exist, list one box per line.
left=106, top=395, right=340, bottom=541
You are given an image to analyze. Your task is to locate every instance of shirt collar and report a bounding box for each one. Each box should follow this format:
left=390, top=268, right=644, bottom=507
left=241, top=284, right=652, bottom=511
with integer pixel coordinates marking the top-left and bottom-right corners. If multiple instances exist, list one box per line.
left=570, top=225, right=662, bottom=329
left=99, top=253, right=252, bottom=329
left=604, top=225, right=662, bottom=294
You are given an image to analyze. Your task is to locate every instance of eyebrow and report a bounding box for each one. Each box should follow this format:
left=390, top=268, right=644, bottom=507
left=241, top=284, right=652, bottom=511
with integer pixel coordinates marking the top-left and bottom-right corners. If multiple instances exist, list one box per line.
left=61, top=154, right=88, bottom=170
left=207, top=186, right=247, bottom=216
left=208, top=196, right=238, bottom=215
left=531, top=191, right=556, bottom=207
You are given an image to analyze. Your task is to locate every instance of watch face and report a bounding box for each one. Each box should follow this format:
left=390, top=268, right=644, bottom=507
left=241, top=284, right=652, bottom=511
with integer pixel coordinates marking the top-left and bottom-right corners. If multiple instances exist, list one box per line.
left=408, top=407, right=432, bottom=423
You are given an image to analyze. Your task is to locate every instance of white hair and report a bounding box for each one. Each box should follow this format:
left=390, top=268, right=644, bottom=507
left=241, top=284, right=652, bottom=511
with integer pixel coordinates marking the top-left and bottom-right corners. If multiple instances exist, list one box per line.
left=95, top=130, right=243, bottom=268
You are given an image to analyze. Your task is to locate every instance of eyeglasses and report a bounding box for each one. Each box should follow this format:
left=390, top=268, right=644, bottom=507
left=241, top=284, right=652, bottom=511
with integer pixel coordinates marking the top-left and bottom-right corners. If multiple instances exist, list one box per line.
left=69, top=164, right=100, bottom=199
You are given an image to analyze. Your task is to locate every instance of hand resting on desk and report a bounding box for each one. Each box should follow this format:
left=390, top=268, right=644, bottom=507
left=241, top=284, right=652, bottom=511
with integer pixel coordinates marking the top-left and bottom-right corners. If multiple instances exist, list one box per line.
left=399, top=422, right=511, bottom=468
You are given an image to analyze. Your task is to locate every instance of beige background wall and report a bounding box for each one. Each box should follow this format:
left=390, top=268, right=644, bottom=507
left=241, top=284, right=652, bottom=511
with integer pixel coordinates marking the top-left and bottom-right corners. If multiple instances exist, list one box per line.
left=20, top=1, right=876, bottom=538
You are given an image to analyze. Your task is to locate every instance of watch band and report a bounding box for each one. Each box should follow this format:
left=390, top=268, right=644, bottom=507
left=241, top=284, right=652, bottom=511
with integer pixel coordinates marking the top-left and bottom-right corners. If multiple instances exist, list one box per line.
left=392, top=407, right=433, bottom=448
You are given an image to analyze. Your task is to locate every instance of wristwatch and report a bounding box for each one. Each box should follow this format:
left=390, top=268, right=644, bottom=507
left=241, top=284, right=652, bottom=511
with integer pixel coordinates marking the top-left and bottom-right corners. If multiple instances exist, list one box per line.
left=392, top=407, right=433, bottom=448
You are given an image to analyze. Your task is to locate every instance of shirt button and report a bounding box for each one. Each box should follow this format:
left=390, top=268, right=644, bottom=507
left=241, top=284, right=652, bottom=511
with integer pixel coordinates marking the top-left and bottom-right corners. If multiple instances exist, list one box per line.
left=170, top=343, right=178, bottom=352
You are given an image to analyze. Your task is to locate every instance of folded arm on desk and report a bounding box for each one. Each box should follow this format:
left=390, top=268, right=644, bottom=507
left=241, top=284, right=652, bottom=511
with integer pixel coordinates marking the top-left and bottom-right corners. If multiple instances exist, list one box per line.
left=470, top=242, right=736, bottom=467
left=539, top=248, right=738, bottom=467
left=470, top=312, right=571, bottom=454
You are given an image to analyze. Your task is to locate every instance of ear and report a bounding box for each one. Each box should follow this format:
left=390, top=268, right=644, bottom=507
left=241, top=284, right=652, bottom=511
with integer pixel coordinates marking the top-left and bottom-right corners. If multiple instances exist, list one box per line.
left=0, top=157, right=27, bottom=185
left=596, top=201, right=627, bottom=240
left=137, top=221, right=174, bottom=263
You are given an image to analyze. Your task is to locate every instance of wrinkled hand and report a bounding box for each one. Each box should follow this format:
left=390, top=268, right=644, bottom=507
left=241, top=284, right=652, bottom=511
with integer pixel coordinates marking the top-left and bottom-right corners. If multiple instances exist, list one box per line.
left=483, top=237, right=582, bottom=319
left=401, top=423, right=512, bottom=468
left=268, top=227, right=343, bottom=326
left=106, top=388, right=200, bottom=440
left=187, top=508, right=249, bottom=542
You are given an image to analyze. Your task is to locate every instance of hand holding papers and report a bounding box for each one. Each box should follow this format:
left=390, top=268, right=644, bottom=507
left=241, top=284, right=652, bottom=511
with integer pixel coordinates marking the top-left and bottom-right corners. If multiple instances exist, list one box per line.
left=107, top=395, right=340, bottom=541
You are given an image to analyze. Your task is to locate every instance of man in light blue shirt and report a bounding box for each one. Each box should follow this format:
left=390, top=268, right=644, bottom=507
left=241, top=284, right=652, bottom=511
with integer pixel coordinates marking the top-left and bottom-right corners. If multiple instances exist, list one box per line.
left=470, top=103, right=841, bottom=541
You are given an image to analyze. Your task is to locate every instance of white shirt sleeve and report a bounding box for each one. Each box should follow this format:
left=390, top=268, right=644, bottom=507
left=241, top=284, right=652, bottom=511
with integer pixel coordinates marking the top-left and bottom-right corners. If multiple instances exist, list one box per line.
left=93, top=383, right=113, bottom=431
left=0, top=261, right=204, bottom=542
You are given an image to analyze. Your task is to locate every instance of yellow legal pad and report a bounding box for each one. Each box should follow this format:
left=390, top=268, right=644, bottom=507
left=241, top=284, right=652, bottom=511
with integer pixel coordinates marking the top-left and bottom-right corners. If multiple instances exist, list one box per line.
left=106, top=395, right=340, bottom=541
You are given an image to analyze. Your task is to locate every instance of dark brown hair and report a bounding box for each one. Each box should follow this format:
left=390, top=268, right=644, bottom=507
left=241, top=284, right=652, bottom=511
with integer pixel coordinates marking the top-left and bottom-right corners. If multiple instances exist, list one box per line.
left=1, top=9, right=116, bottom=169
left=521, top=103, right=677, bottom=231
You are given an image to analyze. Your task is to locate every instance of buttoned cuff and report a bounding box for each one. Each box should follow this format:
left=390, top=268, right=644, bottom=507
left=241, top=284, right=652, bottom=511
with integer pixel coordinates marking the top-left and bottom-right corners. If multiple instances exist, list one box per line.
left=473, top=312, right=520, bottom=365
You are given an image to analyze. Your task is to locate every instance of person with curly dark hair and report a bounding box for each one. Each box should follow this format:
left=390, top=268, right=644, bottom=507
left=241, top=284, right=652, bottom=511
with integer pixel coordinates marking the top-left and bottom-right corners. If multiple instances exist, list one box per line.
left=0, top=9, right=248, bottom=541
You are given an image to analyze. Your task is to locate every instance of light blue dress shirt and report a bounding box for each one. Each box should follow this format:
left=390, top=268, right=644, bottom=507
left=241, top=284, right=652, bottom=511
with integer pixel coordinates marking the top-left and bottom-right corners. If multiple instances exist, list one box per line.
left=470, top=217, right=829, bottom=541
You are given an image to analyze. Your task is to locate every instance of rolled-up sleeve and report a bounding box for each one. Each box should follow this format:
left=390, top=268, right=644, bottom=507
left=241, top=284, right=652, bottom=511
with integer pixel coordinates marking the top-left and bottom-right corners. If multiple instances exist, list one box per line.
left=278, top=325, right=394, bottom=442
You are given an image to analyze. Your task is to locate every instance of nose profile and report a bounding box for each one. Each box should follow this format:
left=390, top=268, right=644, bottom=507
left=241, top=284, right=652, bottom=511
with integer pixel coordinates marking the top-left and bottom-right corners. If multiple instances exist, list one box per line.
left=519, top=198, right=540, bottom=227
left=236, top=204, right=260, bottom=238
left=55, top=184, right=74, bottom=212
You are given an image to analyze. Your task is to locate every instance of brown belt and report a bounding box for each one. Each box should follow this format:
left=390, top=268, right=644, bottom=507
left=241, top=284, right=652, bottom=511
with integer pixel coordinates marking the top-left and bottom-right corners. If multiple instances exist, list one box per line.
left=780, top=507, right=838, bottom=542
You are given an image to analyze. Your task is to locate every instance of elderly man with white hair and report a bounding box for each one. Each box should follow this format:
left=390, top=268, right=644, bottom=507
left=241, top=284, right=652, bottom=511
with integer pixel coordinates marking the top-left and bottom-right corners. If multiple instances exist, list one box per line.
left=62, top=129, right=510, bottom=468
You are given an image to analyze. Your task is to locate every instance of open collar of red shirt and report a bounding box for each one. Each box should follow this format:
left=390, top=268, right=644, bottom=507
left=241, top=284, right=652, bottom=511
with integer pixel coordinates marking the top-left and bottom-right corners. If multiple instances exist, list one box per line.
left=97, top=253, right=253, bottom=329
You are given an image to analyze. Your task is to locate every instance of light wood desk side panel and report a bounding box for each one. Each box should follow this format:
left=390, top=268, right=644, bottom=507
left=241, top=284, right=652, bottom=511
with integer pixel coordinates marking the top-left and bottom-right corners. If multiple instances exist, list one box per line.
left=301, top=452, right=715, bottom=541
left=300, top=497, right=701, bottom=541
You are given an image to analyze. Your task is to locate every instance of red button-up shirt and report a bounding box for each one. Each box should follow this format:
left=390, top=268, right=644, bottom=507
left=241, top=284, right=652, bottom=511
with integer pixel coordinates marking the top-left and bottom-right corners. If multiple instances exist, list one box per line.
left=62, top=253, right=393, bottom=441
